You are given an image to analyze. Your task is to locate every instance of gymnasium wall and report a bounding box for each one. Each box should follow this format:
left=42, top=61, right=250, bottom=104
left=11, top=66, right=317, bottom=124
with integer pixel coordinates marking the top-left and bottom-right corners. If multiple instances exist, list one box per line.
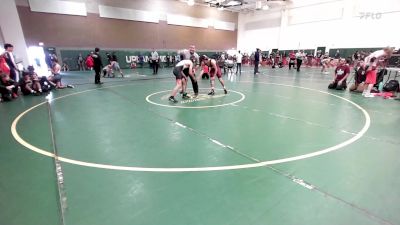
left=237, top=0, right=400, bottom=53
left=59, top=49, right=219, bottom=70
left=16, top=0, right=238, bottom=51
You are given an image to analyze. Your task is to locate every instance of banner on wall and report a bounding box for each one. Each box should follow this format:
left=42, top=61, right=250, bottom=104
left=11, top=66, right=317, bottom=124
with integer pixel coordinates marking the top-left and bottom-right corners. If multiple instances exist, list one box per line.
left=59, top=49, right=218, bottom=70
left=124, top=55, right=177, bottom=64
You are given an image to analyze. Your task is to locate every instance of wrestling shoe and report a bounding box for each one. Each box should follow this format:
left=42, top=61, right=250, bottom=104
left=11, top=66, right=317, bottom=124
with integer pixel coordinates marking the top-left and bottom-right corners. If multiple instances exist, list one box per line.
left=364, top=94, right=375, bottom=98
left=169, top=96, right=178, bottom=103
left=182, top=93, right=190, bottom=99
left=208, top=90, right=215, bottom=95
left=224, top=89, right=228, bottom=94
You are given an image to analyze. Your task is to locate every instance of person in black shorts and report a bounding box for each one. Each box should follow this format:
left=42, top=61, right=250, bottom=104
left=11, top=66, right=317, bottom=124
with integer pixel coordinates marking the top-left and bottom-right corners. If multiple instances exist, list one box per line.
left=92, top=47, right=103, bottom=84
left=169, top=59, right=194, bottom=103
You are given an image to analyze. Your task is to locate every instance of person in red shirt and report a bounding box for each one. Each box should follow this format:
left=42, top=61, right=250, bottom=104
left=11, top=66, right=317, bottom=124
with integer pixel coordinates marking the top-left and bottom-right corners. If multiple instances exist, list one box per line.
left=288, top=51, right=296, bottom=70
left=328, top=58, right=350, bottom=90
left=0, top=53, right=11, bottom=76
left=85, top=53, right=94, bottom=70
left=200, top=64, right=209, bottom=79
left=282, top=52, right=288, bottom=66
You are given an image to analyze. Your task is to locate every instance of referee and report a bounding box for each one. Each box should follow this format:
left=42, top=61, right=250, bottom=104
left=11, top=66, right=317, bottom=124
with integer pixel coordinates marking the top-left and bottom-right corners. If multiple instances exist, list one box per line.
left=179, top=45, right=199, bottom=96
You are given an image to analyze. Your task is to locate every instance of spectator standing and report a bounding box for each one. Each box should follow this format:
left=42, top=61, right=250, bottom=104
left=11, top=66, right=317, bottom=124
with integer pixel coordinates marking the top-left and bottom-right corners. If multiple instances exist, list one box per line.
left=352, top=51, right=360, bottom=67
left=45, top=53, right=53, bottom=69
left=166, top=54, right=171, bottom=67
left=306, top=51, right=313, bottom=67
left=334, top=50, right=340, bottom=59
left=254, top=48, right=260, bottom=75
left=288, top=51, right=296, bottom=70
left=0, top=52, right=11, bottom=76
left=296, top=50, right=305, bottom=72
left=316, top=50, right=322, bottom=66
left=3, top=43, right=19, bottom=81
left=92, top=47, right=103, bottom=84
left=236, top=50, right=242, bottom=74
left=363, top=57, right=378, bottom=98
left=151, top=49, right=159, bottom=75
left=85, top=53, right=94, bottom=70
left=138, top=54, right=144, bottom=68
left=77, top=53, right=85, bottom=71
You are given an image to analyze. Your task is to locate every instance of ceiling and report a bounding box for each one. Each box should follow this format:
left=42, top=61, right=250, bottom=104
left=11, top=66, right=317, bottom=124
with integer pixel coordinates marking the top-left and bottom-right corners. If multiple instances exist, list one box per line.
left=180, top=0, right=291, bottom=13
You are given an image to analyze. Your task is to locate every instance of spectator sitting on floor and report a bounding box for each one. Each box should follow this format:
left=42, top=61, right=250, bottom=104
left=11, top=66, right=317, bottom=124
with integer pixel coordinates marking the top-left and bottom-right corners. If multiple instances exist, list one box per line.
left=200, top=63, right=210, bottom=80
left=349, top=61, right=366, bottom=92
left=27, top=65, right=54, bottom=92
left=20, top=72, right=39, bottom=95
left=48, top=58, right=73, bottom=89
left=30, top=70, right=42, bottom=94
left=0, top=74, right=18, bottom=102
left=328, top=58, right=351, bottom=90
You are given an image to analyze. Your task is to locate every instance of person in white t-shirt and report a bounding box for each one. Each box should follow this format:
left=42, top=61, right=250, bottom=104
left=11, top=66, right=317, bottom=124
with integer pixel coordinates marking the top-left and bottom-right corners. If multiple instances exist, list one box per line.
left=364, top=47, right=394, bottom=65
left=150, top=49, right=159, bottom=75
left=3, top=43, right=19, bottom=81
left=295, top=50, right=305, bottom=72
left=236, top=51, right=243, bottom=74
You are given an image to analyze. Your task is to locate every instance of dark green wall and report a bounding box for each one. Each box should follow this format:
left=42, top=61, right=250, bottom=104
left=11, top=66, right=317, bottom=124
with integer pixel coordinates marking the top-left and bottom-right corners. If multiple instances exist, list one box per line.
left=59, top=49, right=218, bottom=70
left=328, top=48, right=382, bottom=58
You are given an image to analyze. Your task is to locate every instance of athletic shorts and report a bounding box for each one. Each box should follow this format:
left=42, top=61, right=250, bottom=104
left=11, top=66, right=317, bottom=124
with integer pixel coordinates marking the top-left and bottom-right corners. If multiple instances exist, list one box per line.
left=173, top=66, right=188, bottom=80
left=210, top=67, right=222, bottom=78
left=113, top=62, right=120, bottom=70
left=182, top=68, right=192, bottom=78
left=365, top=70, right=377, bottom=84
left=53, top=74, right=62, bottom=82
